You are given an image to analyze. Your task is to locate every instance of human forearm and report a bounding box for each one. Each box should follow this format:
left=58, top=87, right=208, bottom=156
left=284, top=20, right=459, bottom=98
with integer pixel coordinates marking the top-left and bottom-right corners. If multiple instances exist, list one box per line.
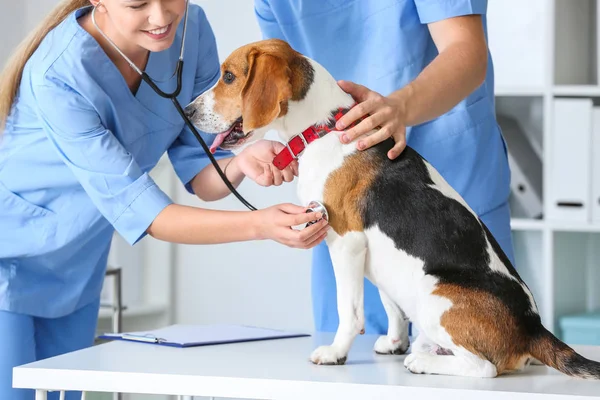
left=335, top=16, right=489, bottom=159
left=394, top=41, right=487, bottom=127
left=190, top=156, right=245, bottom=201
left=146, top=202, right=331, bottom=249
left=147, top=203, right=258, bottom=244
left=394, top=15, right=488, bottom=127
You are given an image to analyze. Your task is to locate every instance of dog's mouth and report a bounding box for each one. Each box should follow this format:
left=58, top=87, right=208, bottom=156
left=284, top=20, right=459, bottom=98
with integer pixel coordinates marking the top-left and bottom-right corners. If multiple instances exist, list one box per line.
left=209, top=117, right=252, bottom=153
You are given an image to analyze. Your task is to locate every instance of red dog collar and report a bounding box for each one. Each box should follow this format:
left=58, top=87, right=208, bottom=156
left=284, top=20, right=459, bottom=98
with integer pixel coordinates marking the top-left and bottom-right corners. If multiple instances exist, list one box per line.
left=272, top=106, right=363, bottom=170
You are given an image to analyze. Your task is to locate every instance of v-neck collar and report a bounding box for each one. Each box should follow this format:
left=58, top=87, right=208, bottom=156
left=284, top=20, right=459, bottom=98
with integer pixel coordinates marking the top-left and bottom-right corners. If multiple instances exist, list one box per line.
left=72, top=6, right=186, bottom=127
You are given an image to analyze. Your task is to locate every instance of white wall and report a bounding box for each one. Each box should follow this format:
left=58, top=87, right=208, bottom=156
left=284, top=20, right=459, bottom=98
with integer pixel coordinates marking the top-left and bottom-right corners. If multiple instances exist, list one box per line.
left=25, top=1, right=63, bottom=31
left=173, top=1, right=315, bottom=333
left=0, top=3, right=25, bottom=66
left=0, top=1, right=63, bottom=71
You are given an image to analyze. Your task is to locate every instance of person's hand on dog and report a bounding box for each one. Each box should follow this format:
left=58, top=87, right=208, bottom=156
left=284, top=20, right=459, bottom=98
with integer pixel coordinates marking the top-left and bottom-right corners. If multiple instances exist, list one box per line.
left=236, top=140, right=299, bottom=186
left=335, top=80, right=408, bottom=160
left=256, top=203, right=329, bottom=249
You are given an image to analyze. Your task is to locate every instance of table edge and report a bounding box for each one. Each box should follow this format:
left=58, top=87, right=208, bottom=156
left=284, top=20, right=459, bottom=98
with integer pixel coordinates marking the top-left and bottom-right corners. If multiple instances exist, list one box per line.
left=13, top=367, right=599, bottom=399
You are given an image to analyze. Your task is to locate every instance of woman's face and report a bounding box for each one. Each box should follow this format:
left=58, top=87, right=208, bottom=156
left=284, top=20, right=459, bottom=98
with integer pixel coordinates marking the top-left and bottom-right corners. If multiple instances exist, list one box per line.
left=94, top=0, right=187, bottom=53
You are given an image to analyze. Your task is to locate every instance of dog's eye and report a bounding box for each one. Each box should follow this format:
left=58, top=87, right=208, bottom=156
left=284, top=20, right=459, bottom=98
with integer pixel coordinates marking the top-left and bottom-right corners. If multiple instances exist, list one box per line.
left=223, top=71, right=236, bottom=84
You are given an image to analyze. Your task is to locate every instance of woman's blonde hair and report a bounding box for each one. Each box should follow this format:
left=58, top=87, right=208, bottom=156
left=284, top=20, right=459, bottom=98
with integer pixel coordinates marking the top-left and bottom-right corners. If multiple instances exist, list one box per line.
left=0, top=0, right=90, bottom=132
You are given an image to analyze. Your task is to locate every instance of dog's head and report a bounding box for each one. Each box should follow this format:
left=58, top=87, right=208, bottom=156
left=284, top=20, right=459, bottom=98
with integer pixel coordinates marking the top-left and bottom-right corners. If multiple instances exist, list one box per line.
left=184, top=39, right=314, bottom=153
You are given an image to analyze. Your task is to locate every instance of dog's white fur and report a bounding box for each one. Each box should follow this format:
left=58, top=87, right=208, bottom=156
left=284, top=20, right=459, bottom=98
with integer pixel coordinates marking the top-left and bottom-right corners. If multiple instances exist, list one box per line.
left=194, top=56, right=536, bottom=377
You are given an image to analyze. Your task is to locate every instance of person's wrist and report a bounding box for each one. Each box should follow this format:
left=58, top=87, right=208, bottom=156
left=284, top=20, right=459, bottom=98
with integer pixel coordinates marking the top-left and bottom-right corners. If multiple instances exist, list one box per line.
left=389, top=85, right=412, bottom=124
left=247, top=209, right=266, bottom=240
left=224, top=155, right=242, bottom=179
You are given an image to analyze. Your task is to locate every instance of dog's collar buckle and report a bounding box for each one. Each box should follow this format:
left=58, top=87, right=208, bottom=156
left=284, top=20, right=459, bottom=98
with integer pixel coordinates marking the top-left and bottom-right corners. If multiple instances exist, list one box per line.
left=285, top=131, right=310, bottom=160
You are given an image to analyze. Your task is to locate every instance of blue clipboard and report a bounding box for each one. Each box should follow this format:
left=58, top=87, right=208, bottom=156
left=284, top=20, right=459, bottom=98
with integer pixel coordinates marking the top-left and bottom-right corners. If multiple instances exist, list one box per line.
left=98, top=324, right=310, bottom=348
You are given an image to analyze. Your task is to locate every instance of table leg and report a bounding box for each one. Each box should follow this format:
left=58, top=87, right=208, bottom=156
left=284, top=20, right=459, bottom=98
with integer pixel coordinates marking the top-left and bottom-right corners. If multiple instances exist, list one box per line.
left=35, top=390, right=47, bottom=400
left=60, top=391, right=65, bottom=400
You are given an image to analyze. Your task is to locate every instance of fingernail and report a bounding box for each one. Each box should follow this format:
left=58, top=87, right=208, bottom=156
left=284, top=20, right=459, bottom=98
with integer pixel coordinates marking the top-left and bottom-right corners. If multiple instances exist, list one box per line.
left=358, top=141, right=365, bottom=150
left=341, top=134, right=348, bottom=143
left=316, top=212, right=323, bottom=219
left=337, top=122, right=345, bottom=130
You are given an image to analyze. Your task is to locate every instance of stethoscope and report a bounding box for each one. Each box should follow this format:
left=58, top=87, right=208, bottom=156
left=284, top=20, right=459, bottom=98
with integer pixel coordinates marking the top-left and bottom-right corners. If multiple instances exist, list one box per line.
left=91, top=1, right=329, bottom=220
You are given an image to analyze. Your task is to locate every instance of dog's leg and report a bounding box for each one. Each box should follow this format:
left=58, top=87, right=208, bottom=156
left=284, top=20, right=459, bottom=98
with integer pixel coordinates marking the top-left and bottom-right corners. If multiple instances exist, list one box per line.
left=373, top=290, right=409, bottom=355
left=310, top=231, right=367, bottom=365
left=404, top=347, right=497, bottom=378
left=405, top=276, right=496, bottom=377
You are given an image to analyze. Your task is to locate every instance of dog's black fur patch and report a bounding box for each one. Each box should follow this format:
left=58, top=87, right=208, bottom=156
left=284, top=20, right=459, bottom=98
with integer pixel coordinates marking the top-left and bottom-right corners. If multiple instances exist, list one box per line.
left=290, top=56, right=314, bottom=101
left=359, top=141, right=541, bottom=334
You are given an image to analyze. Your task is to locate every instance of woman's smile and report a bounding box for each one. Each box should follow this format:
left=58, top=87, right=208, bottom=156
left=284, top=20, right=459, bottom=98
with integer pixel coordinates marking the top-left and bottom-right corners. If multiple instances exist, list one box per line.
left=142, top=22, right=172, bottom=40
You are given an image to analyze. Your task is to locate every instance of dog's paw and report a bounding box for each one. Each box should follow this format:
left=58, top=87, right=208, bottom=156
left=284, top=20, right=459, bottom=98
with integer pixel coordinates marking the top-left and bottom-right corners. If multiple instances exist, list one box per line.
left=404, top=352, right=433, bottom=374
left=374, top=335, right=409, bottom=355
left=310, top=345, right=347, bottom=365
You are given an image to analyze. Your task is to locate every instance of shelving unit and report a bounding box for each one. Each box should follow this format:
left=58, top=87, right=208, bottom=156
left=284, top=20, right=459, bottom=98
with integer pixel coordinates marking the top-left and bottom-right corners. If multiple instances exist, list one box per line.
left=488, top=0, right=600, bottom=341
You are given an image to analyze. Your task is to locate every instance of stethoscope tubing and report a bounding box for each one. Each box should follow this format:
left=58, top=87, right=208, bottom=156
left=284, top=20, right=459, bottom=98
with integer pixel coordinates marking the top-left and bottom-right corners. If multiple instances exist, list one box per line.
left=92, top=1, right=257, bottom=211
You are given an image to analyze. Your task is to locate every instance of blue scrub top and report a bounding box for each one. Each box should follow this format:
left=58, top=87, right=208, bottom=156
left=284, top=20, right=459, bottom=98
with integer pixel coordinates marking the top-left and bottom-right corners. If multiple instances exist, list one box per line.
left=254, top=0, right=512, bottom=333
left=0, top=4, right=229, bottom=318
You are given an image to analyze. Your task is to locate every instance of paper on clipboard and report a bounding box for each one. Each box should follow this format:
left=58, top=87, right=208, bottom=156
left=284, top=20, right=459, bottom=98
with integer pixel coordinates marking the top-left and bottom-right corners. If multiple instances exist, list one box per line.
left=98, top=324, right=310, bottom=348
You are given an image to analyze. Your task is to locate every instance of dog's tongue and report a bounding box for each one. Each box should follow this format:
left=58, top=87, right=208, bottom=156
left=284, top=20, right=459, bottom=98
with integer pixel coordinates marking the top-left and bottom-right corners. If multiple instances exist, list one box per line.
left=210, top=132, right=229, bottom=154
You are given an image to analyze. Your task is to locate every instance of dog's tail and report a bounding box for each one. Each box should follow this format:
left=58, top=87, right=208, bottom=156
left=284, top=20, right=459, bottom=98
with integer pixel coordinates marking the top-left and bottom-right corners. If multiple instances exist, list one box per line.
left=528, top=327, right=600, bottom=379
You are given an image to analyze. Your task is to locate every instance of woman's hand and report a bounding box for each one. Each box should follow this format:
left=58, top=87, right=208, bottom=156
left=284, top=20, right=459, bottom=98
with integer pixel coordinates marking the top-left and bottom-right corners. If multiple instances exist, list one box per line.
left=335, top=80, right=409, bottom=160
left=255, top=203, right=329, bottom=249
left=234, top=140, right=299, bottom=186
left=147, top=203, right=329, bottom=247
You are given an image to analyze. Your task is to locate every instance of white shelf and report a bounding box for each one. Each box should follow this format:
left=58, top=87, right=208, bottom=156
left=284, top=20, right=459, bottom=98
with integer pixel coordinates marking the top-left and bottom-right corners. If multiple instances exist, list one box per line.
left=547, top=221, right=600, bottom=232
left=511, top=218, right=600, bottom=232
left=553, top=85, right=600, bottom=96
left=510, top=218, right=545, bottom=231
left=495, top=86, right=546, bottom=96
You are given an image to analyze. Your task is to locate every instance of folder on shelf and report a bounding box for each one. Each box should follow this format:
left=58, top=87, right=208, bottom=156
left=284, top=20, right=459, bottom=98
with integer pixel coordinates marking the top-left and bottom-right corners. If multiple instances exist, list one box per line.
left=549, top=98, right=592, bottom=222
left=97, top=324, right=310, bottom=348
left=497, top=114, right=543, bottom=219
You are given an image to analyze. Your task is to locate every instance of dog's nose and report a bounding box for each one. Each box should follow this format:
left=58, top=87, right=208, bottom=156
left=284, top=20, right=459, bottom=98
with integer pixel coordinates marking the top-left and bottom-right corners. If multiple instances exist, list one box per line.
left=184, top=107, right=197, bottom=120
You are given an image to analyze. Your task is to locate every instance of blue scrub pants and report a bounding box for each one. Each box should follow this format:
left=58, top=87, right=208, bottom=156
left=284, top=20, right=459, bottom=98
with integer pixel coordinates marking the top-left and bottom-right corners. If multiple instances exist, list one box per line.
left=0, top=298, right=100, bottom=400
left=311, top=201, right=516, bottom=334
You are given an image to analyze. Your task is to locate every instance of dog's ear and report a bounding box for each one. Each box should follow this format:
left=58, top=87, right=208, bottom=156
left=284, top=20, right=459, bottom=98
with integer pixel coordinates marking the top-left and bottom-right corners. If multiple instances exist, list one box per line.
left=241, top=49, right=292, bottom=133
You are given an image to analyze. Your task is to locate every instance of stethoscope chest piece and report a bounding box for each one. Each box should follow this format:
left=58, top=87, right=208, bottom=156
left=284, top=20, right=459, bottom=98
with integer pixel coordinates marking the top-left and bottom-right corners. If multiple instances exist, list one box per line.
left=305, top=200, right=329, bottom=227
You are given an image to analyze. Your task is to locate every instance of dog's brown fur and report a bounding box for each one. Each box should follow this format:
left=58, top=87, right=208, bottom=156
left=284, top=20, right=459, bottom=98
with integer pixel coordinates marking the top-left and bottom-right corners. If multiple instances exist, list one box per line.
left=211, top=41, right=313, bottom=133
left=323, top=151, right=381, bottom=235
left=434, top=284, right=530, bottom=374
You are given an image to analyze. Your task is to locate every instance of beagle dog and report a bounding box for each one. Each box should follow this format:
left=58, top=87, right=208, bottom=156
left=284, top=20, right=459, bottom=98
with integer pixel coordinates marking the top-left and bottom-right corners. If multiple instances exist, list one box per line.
left=184, top=39, right=600, bottom=379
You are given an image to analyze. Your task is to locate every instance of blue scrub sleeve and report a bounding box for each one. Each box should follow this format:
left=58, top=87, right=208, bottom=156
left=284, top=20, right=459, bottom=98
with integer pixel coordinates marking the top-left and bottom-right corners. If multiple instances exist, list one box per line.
left=168, top=4, right=233, bottom=194
left=33, top=82, right=173, bottom=246
left=413, top=0, right=487, bottom=24
left=253, top=0, right=286, bottom=40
